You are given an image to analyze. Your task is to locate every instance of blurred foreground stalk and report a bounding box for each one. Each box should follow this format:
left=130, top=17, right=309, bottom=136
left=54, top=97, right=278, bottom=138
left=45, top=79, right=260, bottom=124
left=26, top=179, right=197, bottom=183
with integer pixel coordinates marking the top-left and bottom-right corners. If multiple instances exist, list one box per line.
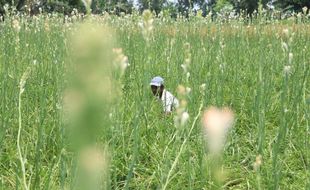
left=201, top=106, right=235, bottom=189
left=63, top=20, right=120, bottom=189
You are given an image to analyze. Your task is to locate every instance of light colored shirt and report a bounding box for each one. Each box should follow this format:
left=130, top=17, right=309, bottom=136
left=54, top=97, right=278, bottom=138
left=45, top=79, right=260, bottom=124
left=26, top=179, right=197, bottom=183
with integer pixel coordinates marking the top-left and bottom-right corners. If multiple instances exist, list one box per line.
left=160, top=89, right=179, bottom=113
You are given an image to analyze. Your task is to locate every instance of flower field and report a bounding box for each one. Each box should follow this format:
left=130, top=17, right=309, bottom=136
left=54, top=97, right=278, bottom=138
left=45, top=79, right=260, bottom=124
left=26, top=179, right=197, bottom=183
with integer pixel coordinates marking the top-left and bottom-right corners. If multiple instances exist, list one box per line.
left=0, top=9, right=309, bottom=189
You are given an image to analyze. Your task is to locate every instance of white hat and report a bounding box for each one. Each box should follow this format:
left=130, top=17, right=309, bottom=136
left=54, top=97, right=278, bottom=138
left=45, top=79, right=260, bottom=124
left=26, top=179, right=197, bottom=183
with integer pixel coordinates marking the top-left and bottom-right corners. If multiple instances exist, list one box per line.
left=150, top=76, right=164, bottom=87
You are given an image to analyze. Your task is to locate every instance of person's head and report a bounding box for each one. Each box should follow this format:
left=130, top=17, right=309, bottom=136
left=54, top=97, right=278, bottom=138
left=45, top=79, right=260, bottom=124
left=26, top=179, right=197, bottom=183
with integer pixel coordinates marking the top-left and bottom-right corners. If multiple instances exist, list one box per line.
left=150, top=76, right=164, bottom=97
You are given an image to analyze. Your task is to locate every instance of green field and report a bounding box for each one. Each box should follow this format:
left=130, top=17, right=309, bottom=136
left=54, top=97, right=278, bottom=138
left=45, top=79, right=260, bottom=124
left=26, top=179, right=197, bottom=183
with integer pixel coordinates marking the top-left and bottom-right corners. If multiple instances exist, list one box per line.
left=0, top=10, right=309, bottom=189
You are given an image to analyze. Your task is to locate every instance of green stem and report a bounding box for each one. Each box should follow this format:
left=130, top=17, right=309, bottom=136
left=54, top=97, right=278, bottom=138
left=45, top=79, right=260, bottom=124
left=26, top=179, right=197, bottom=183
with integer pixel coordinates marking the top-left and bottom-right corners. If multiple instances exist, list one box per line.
left=17, top=91, right=29, bottom=190
left=162, top=102, right=203, bottom=190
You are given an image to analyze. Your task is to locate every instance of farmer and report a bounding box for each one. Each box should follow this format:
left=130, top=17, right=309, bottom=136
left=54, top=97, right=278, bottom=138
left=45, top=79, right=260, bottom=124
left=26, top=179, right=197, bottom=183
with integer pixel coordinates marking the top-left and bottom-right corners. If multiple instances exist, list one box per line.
left=150, top=76, right=179, bottom=114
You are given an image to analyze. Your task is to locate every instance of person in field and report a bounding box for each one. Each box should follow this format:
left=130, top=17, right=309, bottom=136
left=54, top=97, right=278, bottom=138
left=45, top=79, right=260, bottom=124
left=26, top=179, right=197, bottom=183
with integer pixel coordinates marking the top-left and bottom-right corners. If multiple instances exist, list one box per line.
left=150, top=76, right=179, bottom=114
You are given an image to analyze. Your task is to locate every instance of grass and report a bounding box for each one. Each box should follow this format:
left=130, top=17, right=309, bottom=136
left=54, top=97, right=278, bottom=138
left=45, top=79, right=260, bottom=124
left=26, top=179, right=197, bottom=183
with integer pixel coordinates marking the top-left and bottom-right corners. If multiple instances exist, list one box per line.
left=0, top=11, right=309, bottom=189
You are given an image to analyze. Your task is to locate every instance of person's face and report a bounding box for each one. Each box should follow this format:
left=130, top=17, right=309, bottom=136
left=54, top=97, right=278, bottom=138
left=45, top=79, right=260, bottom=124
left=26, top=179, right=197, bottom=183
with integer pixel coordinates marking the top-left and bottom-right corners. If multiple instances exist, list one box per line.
left=151, top=85, right=159, bottom=96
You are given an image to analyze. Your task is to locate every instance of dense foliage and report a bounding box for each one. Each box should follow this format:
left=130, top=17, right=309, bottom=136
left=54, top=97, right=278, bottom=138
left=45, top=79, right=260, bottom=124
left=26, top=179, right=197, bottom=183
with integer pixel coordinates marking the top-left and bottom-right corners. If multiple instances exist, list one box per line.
left=0, top=0, right=310, bottom=16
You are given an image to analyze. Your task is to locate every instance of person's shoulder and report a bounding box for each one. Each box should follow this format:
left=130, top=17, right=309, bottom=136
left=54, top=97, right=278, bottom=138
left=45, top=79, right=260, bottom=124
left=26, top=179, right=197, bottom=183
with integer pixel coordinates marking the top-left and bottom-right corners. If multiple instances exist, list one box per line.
left=165, top=90, right=178, bottom=101
left=164, top=90, right=173, bottom=97
left=165, top=90, right=179, bottom=108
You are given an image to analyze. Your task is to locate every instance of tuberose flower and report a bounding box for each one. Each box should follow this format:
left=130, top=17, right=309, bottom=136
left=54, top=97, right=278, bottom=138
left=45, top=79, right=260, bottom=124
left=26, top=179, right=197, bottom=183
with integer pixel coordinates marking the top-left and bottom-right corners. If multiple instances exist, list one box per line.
left=202, top=107, right=234, bottom=154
